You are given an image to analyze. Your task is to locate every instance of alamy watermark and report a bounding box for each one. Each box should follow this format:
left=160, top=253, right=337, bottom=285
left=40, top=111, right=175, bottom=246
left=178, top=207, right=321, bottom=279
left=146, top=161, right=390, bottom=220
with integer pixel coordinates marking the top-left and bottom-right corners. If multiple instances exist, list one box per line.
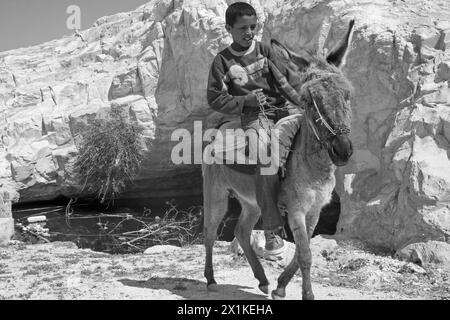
left=170, top=121, right=281, bottom=175
left=66, top=5, right=81, bottom=30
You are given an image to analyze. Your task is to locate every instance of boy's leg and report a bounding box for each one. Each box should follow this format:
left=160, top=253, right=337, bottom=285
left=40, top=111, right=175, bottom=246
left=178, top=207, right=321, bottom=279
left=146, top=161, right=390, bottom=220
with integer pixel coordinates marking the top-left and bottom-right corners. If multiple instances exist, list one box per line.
left=246, top=116, right=285, bottom=255
left=256, top=173, right=285, bottom=255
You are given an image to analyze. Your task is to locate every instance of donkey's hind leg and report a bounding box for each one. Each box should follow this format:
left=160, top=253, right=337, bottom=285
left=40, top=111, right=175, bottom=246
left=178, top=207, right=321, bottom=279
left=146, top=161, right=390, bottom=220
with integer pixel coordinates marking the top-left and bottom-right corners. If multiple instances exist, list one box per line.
left=203, top=185, right=228, bottom=292
left=234, top=200, right=269, bottom=294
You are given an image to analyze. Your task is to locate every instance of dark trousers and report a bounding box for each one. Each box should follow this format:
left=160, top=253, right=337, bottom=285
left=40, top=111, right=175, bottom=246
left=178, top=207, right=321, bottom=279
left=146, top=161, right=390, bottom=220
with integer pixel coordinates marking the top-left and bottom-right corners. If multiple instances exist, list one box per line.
left=241, top=108, right=288, bottom=232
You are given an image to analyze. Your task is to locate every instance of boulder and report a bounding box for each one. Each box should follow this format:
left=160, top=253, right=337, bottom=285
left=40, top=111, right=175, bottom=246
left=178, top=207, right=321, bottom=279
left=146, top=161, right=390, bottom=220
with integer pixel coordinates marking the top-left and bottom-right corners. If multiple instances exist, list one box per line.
left=395, top=240, right=450, bottom=266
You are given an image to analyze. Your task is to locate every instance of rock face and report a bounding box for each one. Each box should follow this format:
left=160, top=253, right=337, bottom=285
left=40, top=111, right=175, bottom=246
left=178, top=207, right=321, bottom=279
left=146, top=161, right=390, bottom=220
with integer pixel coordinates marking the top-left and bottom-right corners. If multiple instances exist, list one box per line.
left=326, top=0, right=450, bottom=250
left=0, top=0, right=449, bottom=250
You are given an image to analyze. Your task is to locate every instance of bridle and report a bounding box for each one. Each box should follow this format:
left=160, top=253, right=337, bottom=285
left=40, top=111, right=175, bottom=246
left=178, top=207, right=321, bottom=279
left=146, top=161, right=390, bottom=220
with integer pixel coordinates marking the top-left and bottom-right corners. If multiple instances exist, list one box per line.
left=306, top=87, right=350, bottom=145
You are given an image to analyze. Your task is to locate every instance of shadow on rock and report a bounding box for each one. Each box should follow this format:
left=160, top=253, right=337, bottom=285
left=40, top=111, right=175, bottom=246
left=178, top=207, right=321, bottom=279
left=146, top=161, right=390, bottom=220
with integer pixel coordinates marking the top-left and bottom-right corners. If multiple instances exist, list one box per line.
left=119, top=277, right=269, bottom=300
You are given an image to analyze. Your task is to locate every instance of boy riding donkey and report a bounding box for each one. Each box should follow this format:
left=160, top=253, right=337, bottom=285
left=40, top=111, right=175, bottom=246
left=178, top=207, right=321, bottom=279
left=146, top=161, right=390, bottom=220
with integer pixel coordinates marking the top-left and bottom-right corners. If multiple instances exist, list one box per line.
left=206, top=2, right=303, bottom=257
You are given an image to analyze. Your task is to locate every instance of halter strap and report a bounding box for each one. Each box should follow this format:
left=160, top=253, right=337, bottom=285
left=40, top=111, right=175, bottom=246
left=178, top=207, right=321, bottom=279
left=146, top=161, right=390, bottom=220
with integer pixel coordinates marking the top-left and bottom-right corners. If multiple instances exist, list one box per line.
left=305, top=88, right=340, bottom=144
left=306, top=115, right=321, bottom=142
left=309, top=90, right=337, bottom=136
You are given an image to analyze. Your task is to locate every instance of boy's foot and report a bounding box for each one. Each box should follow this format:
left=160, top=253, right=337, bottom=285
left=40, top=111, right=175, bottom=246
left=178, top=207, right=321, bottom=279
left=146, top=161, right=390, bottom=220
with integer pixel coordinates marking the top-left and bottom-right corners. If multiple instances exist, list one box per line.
left=264, top=230, right=285, bottom=256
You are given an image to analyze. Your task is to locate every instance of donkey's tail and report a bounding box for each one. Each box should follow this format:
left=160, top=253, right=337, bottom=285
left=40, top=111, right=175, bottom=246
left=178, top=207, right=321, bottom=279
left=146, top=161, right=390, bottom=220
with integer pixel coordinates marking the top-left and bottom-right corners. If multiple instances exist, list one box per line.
left=190, top=164, right=209, bottom=238
left=201, top=163, right=212, bottom=215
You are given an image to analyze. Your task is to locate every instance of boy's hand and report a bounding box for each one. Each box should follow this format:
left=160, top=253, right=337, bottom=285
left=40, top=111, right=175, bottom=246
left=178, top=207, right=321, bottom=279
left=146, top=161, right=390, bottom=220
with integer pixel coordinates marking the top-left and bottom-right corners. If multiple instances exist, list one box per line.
left=245, top=89, right=267, bottom=108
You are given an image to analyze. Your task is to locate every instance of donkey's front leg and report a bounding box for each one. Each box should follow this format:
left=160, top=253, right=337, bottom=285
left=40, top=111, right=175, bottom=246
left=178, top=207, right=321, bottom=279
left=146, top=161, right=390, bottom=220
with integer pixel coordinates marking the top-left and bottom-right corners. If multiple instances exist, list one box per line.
left=290, top=212, right=315, bottom=300
left=271, top=250, right=299, bottom=299
left=272, top=210, right=314, bottom=300
left=293, top=214, right=314, bottom=300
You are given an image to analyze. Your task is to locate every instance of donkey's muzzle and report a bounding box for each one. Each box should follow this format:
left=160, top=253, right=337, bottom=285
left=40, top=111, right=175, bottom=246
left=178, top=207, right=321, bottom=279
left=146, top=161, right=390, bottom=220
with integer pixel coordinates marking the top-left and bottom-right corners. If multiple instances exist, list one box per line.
left=327, top=135, right=353, bottom=166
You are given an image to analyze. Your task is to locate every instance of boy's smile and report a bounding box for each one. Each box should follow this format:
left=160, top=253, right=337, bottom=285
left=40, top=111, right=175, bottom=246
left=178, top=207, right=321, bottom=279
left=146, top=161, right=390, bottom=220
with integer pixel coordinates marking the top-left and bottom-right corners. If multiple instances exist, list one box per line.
left=226, top=15, right=258, bottom=51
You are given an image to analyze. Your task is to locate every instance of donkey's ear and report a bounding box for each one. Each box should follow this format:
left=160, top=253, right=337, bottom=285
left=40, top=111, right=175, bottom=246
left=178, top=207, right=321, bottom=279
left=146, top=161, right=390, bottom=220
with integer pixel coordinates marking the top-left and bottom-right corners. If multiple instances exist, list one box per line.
left=271, top=39, right=310, bottom=71
left=326, top=19, right=355, bottom=68
left=271, top=39, right=292, bottom=62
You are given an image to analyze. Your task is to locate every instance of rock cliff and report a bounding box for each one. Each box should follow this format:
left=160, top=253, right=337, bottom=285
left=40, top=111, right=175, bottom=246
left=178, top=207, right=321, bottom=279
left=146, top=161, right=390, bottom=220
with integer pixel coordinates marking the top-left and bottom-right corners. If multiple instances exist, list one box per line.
left=0, top=0, right=449, bottom=250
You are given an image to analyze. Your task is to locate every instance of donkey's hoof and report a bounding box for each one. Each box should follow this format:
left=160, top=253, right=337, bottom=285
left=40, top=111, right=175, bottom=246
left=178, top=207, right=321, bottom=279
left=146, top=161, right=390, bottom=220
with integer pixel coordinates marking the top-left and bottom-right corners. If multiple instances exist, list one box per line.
left=271, top=288, right=286, bottom=300
left=258, top=284, right=269, bottom=294
left=207, top=283, right=219, bottom=292
left=302, top=292, right=315, bottom=300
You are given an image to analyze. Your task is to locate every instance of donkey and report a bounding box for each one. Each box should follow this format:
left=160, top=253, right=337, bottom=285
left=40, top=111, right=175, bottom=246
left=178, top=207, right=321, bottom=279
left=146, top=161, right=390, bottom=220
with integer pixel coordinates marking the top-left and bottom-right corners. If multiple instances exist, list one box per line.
left=202, top=20, right=355, bottom=300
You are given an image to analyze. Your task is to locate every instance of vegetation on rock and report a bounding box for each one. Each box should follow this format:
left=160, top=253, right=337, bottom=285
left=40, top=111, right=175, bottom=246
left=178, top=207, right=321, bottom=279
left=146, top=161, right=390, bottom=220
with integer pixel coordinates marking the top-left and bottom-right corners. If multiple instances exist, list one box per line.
left=74, top=109, right=145, bottom=205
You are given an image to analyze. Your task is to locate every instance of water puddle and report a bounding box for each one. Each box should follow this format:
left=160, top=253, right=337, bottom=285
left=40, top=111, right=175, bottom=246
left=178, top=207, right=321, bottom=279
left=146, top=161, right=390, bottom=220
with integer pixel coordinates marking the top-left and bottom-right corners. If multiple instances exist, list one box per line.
left=11, top=192, right=339, bottom=254
left=12, top=198, right=206, bottom=254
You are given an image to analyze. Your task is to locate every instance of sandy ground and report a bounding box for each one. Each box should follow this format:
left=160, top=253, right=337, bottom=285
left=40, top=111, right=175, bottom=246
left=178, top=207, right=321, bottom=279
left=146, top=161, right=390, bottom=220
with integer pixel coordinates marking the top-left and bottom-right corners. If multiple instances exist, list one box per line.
left=0, top=239, right=449, bottom=300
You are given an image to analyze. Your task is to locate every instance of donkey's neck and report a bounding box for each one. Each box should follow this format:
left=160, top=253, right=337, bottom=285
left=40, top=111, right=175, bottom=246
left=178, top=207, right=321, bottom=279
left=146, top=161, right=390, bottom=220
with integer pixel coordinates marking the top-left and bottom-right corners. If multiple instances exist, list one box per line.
left=290, top=117, right=335, bottom=180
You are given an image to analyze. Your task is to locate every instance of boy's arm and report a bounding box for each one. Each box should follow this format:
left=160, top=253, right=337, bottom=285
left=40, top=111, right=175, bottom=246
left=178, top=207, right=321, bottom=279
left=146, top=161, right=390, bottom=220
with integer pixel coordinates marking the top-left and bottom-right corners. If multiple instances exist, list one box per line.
left=206, top=57, right=255, bottom=115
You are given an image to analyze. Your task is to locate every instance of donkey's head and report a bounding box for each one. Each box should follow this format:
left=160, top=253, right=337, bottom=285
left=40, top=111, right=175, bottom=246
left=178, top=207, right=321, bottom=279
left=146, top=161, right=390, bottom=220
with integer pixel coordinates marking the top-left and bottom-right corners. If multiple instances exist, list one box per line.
left=271, top=20, right=355, bottom=166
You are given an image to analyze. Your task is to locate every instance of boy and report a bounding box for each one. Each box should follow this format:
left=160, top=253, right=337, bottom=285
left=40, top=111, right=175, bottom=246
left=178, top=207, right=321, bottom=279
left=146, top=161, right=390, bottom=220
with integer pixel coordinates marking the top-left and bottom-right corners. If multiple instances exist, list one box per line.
left=206, top=2, right=301, bottom=256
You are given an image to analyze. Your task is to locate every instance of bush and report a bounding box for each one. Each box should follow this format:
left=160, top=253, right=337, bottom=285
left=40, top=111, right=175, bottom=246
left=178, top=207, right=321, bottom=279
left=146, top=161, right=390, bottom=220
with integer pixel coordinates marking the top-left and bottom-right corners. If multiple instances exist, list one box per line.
left=75, top=109, right=145, bottom=205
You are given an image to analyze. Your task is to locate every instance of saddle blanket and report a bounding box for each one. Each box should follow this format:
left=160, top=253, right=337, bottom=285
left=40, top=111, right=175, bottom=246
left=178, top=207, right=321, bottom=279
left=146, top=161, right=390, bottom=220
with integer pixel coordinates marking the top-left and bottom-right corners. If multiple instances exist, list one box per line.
left=203, top=113, right=303, bottom=175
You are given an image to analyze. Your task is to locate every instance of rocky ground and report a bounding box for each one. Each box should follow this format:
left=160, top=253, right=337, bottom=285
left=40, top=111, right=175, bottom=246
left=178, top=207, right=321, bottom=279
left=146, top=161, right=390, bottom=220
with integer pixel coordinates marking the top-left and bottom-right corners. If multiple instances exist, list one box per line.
left=0, top=235, right=448, bottom=300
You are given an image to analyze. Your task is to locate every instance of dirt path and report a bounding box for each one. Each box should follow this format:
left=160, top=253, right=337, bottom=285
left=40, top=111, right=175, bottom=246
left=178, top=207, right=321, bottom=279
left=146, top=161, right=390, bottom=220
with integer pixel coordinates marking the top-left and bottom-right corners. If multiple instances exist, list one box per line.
left=0, top=239, right=448, bottom=300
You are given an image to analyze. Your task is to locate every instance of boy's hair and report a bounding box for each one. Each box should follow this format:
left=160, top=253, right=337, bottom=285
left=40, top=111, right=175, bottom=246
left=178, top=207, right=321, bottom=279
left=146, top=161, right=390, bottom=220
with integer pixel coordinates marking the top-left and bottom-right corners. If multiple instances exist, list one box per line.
left=225, top=2, right=256, bottom=27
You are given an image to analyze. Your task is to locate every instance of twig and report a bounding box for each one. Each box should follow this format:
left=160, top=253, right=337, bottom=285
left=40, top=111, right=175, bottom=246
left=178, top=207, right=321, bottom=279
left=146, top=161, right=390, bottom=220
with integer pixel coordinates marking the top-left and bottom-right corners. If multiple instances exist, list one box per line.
left=24, top=230, right=51, bottom=243
left=13, top=206, right=65, bottom=213
left=65, top=198, right=77, bottom=228
left=122, top=242, right=141, bottom=251
left=19, top=208, right=65, bottom=221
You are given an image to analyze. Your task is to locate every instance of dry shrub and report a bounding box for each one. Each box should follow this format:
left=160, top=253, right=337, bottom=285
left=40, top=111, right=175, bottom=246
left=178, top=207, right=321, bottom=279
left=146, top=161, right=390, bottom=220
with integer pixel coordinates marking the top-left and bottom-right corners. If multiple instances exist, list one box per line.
left=74, top=109, right=145, bottom=205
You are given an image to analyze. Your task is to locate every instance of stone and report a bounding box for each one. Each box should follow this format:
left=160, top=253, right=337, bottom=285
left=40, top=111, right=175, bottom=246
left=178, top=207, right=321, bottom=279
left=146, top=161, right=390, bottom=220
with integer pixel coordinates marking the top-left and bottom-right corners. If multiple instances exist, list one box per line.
left=310, top=235, right=339, bottom=258
left=0, top=190, right=14, bottom=246
left=435, top=61, right=450, bottom=82
left=398, top=262, right=427, bottom=274
left=144, top=245, right=182, bottom=255
left=395, top=240, right=450, bottom=266
left=0, top=219, right=14, bottom=246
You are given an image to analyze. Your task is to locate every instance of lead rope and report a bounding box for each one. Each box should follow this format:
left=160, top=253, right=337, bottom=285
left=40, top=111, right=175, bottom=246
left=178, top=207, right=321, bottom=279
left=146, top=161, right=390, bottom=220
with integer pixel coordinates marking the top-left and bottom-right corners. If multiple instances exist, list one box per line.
left=256, top=94, right=293, bottom=138
left=256, top=94, right=273, bottom=142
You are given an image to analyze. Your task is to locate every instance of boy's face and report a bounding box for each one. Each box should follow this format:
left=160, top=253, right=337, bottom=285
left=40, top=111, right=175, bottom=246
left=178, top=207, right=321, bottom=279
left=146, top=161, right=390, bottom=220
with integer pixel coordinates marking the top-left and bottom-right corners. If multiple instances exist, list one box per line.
left=226, top=15, right=258, bottom=48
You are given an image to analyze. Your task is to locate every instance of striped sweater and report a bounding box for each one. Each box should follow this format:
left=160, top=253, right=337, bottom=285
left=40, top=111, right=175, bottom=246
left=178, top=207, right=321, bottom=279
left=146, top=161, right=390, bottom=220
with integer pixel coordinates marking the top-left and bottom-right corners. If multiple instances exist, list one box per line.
left=206, top=40, right=302, bottom=117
